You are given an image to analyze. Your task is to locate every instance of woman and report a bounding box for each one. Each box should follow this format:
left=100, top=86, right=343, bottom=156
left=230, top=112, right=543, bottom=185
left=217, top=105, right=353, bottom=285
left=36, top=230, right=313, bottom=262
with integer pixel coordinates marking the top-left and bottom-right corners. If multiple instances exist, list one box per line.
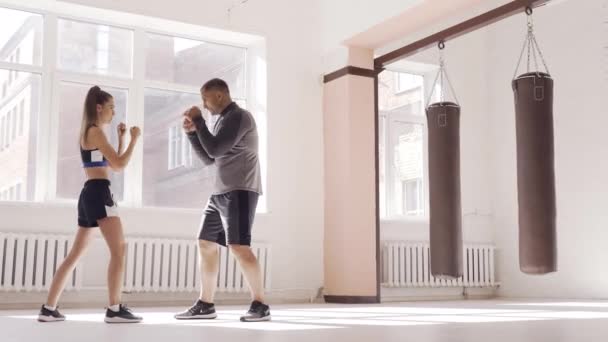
left=38, top=86, right=142, bottom=323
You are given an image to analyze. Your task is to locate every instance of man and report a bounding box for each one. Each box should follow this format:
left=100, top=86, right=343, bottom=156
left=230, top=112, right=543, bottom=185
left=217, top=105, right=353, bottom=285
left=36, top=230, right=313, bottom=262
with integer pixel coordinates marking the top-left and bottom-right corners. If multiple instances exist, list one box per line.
left=175, top=78, right=270, bottom=322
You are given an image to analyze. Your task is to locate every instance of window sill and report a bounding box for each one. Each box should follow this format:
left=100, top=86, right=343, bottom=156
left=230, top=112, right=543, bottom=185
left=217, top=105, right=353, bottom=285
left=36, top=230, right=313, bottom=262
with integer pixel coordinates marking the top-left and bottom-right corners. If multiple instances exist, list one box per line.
left=0, top=200, right=270, bottom=217
left=380, top=216, right=429, bottom=224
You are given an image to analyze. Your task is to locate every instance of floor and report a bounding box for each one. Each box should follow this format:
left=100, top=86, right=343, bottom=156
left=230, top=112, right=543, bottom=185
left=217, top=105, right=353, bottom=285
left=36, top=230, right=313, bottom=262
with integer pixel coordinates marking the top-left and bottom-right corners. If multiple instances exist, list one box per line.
left=3, top=300, right=608, bottom=341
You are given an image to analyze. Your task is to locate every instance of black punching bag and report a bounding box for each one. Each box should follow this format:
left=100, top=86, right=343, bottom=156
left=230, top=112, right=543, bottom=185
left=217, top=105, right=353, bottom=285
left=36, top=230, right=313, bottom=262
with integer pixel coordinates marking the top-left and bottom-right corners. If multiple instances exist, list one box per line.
left=512, top=72, right=556, bottom=274
left=427, top=102, right=463, bottom=279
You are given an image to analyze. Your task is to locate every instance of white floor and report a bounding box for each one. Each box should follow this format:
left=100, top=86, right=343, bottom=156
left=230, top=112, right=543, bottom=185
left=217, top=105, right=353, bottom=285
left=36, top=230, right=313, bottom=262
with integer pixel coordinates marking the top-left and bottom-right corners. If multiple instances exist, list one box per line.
left=3, top=300, right=608, bottom=341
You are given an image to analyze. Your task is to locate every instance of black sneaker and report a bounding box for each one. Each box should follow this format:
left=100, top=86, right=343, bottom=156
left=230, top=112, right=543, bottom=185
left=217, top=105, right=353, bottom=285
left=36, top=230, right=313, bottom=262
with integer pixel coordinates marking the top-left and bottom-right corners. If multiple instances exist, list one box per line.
left=174, top=300, right=217, bottom=320
left=37, top=305, right=65, bottom=322
left=104, top=304, right=142, bottom=323
left=240, top=301, right=271, bottom=322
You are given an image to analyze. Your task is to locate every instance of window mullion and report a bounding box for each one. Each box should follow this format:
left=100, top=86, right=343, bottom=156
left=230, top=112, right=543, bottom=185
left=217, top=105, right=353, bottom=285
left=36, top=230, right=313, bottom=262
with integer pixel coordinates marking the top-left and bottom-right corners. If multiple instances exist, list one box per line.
left=37, top=13, right=58, bottom=202
left=124, top=28, right=146, bottom=207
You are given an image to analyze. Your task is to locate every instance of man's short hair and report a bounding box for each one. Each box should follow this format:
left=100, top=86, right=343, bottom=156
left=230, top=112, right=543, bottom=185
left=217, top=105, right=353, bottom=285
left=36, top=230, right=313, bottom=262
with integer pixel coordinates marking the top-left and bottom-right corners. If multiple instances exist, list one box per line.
left=201, top=78, right=230, bottom=94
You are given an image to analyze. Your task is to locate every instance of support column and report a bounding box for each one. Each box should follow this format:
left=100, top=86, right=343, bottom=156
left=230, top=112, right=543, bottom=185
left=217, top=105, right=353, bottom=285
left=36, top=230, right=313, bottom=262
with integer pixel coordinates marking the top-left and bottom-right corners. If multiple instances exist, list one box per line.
left=323, top=47, right=380, bottom=303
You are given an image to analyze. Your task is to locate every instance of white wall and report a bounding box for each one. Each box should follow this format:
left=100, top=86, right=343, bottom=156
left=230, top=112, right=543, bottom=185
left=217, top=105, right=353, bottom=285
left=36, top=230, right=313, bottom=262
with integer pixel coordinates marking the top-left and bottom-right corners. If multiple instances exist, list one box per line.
left=381, top=28, right=495, bottom=246
left=319, top=0, right=422, bottom=53
left=486, top=0, right=608, bottom=298
left=380, top=0, right=608, bottom=299
left=0, top=0, right=325, bottom=297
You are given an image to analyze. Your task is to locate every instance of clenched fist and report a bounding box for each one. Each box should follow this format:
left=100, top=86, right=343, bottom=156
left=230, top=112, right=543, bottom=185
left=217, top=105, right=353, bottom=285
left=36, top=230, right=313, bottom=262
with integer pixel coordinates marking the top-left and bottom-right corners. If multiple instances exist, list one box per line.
left=183, top=117, right=195, bottom=133
left=130, top=126, right=141, bottom=139
left=117, top=122, right=127, bottom=137
left=183, top=106, right=203, bottom=122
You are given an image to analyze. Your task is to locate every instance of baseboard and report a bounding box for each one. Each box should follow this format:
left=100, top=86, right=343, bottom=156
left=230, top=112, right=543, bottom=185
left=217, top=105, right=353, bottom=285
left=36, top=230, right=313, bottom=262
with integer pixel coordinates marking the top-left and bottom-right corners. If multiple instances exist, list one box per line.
left=324, top=295, right=380, bottom=304
left=0, top=286, right=499, bottom=309
left=0, top=288, right=319, bottom=310
left=381, top=286, right=498, bottom=302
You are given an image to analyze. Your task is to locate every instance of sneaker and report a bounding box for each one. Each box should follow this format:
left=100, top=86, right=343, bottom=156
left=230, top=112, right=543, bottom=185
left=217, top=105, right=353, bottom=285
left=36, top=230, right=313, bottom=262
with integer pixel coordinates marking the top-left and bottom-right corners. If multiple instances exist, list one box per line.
left=240, top=301, right=271, bottom=322
left=37, top=305, right=65, bottom=322
left=174, top=300, right=217, bottom=320
left=104, top=304, right=142, bottom=323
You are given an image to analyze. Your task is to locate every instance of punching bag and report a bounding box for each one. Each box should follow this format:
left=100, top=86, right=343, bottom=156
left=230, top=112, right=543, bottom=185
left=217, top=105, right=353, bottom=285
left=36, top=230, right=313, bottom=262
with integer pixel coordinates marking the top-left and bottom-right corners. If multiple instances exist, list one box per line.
left=513, top=72, right=556, bottom=274
left=512, top=7, right=557, bottom=275
left=427, top=102, right=463, bottom=279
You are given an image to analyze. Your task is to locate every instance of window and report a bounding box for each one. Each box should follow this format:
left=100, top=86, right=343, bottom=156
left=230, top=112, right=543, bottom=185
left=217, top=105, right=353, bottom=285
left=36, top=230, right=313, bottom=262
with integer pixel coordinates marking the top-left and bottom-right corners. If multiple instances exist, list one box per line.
left=395, top=72, right=423, bottom=93
left=96, top=26, right=110, bottom=72
left=144, top=34, right=247, bottom=99
left=0, top=7, right=42, bottom=202
left=389, top=121, right=424, bottom=217
left=0, top=116, right=5, bottom=150
left=0, top=5, right=264, bottom=208
left=18, top=99, right=25, bottom=135
left=167, top=124, right=195, bottom=170
left=0, top=71, right=40, bottom=201
left=143, top=89, right=210, bottom=208
left=58, top=19, right=133, bottom=78
left=3, top=111, right=8, bottom=148
left=11, top=107, right=17, bottom=141
left=379, top=115, right=386, bottom=217
left=15, top=182, right=22, bottom=201
left=0, top=8, right=42, bottom=66
left=378, top=70, right=427, bottom=219
left=168, top=125, right=182, bottom=170
left=404, top=179, right=423, bottom=214
left=0, top=182, right=23, bottom=202
left=9, top=63, right=14, bottom=86
left=184, top=133, right=193, bottom=167
left=141, top=34, right=249, bottom=209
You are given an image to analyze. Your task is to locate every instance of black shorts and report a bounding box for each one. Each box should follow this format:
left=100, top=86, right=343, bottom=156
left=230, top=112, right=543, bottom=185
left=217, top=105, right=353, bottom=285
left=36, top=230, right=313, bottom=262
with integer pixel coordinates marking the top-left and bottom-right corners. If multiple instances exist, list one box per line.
left=198, top=190, right=259, bottom=247
left=77, top=179, right=119, bottom=228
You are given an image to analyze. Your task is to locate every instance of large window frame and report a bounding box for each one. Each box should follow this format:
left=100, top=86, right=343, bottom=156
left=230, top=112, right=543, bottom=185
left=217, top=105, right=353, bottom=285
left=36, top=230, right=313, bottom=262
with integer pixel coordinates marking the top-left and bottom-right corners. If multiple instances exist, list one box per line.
left=0, top=3, right=267, bottom=212
left=379, top=69, right=431, bottom=222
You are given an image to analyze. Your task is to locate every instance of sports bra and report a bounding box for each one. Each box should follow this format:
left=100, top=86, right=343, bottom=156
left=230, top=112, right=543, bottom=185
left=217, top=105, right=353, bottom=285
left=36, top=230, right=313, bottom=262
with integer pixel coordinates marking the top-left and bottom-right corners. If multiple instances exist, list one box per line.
left=81, top=125, right=108, bottom=168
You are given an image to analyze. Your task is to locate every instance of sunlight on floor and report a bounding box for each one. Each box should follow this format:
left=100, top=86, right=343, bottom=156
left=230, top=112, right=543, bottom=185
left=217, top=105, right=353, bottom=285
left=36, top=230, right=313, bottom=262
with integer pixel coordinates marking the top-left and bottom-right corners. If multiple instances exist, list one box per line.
left=6, top=302, right=608, bottom=332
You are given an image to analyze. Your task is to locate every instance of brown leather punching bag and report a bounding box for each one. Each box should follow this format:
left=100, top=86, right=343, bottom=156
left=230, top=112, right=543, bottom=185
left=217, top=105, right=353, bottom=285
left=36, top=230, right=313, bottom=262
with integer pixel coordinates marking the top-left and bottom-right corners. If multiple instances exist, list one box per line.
left=513, top=72, right=556, bottom=274
left=427, top=102, right=463, bottom=279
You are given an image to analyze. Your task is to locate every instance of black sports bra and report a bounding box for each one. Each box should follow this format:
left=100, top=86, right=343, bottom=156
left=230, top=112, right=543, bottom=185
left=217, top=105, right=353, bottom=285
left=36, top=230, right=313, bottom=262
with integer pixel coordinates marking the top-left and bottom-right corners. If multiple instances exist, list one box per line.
left=81, top=125, right=108, bottom=168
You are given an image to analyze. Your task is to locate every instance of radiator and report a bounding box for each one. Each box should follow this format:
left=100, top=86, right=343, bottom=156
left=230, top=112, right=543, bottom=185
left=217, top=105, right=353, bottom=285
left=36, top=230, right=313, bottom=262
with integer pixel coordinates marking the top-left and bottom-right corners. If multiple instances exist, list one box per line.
left=122, top=238, right=271, bottom=293
left=0, top=232, right=271, bottom=293
left=0, top=233, right=81, bottom=291
left=382, top=241, right=496, bottom=288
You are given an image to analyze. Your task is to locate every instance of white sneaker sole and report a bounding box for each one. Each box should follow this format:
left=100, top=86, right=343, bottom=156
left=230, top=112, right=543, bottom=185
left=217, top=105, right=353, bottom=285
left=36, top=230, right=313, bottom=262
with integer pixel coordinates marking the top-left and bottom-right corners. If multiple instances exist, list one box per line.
left=38, top=315, right=65, bottom=322
left=174, top=313, right=218, bottom=320
left=104, top=316, right=143, bottom=323
left=240, top=315, right=271, bottom=322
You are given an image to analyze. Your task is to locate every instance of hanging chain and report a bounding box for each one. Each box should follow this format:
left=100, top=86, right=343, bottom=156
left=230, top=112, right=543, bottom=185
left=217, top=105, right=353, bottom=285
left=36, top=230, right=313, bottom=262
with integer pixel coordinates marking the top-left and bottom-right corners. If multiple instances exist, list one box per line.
left=443, top=63, right=460, bottom=105
left=526, top=15, right=532, bottom=73
left=513, top=7, right=550, bottom=79
left=426, top=41, right=460, bottom=108
left=426, top=63, right=442, bottom=107
left=531, top=30, right=550, bottom=75
left=439, top=48, right=445, bottom=103
left=528, top=14, right=541, bottom=74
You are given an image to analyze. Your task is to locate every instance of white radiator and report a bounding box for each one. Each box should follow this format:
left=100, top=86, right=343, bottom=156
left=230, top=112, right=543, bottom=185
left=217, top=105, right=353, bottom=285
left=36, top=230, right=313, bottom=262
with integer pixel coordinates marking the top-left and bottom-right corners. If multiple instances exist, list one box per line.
left=123, top=238, right=271, bottom=293
left=0, top=233, right=81, bottom=291
left=0, top=233, right=271, bottom=294
left=382, top=241, right=496, bottom=288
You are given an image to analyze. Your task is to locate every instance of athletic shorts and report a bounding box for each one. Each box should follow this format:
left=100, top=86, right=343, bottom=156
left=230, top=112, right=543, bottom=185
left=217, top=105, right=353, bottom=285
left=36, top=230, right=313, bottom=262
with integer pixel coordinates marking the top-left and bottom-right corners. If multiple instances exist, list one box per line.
left=198, top=190, right=259, bottom=246
left=77, top=179, right=119, bottom=228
